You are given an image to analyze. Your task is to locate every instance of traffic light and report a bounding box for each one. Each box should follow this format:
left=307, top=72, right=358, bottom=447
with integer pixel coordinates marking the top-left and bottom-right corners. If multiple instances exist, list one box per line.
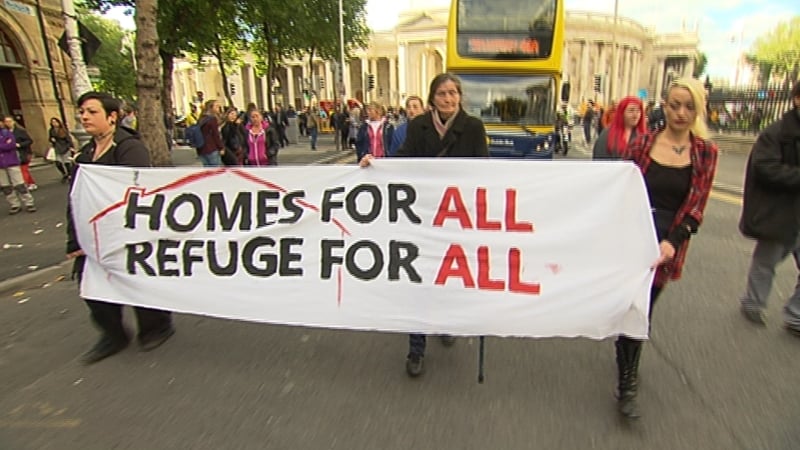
left=593, top=75, right=602, bottom=93
left=368, top=74, right=375, bottom=90
left=320, top=78, right=326, bottom=89
left=229, top=83, right=236, bottom=96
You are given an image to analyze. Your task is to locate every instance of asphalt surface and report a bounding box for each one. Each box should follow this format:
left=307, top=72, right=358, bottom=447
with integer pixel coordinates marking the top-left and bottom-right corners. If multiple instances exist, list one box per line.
left=4, top=133, right=798, bottom=450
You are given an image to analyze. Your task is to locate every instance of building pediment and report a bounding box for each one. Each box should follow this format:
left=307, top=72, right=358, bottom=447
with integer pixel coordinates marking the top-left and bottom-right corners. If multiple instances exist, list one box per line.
left=397, top=13, right=447, bottom=30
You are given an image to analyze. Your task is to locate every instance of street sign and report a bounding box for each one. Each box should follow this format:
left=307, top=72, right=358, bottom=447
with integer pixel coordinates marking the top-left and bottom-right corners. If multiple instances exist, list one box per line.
left=58, top=21, right=102, bottom=65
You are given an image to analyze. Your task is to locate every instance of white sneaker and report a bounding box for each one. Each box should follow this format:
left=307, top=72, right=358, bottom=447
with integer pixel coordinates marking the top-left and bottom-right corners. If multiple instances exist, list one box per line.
left=27, top=184, right=38, bottom=191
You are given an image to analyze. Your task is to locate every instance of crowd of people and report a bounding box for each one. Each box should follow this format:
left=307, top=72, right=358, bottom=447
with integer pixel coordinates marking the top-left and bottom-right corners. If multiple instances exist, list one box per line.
left=6, top=71, right=799, bottom=424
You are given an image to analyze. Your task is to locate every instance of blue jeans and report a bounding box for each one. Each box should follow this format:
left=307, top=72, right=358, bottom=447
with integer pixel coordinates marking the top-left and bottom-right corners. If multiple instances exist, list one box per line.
left=199, top=151, right=222, bottom=167
left=310, top=128, right=318, bottom=149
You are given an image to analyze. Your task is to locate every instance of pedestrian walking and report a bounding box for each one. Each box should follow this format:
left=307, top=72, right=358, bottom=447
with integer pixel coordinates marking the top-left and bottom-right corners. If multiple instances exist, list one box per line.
left=245, top=109, right=279, bottom=166
left=592, top=96, right=645, bottom=160
left=0, top=125, right=35, bottom=214
left=388, top=95, right=424, bottom=156
left=355, top=101, right=394, bottom=163
left=67, top=91, right=175, bottom=365
left=221, top=107, right=246, bottom=166
left=583, top=101, right=595, bottom=145
left=198, top=100, right=225, bottom=167
left=360, top=73, right=489, bottom=378
left=3, top=115, right=36, bottom=190
left=307, top=107, right=319, bottom=150
left=738, top=83, right=800, bottom=334
left=616, top=77, right=718, bottom=418
left=48, top=117, right=76, bottom=182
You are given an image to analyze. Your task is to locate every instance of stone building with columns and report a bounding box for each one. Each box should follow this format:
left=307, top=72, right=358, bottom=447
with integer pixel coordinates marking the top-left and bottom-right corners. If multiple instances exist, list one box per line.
left=171, top=7, right=700, bottom=115
left=1, top=0, right=74, bottom=153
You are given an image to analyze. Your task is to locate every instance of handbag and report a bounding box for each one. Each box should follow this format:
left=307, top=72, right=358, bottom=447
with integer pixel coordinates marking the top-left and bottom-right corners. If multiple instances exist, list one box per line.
left=45, top=147, right=57, bottom=162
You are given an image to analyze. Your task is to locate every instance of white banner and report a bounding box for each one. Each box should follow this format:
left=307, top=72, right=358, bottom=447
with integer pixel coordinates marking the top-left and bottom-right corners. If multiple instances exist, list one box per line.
left=71, top=160, right=658, bottom=339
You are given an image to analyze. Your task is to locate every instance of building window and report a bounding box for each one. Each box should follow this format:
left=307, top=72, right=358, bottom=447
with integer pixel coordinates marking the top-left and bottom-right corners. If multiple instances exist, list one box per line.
left=0, top=30, right=21, bottom=66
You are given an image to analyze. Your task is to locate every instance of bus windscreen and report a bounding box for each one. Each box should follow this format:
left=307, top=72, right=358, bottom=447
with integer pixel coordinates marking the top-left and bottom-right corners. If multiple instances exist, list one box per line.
left=457, top=74, right=556, bottom=127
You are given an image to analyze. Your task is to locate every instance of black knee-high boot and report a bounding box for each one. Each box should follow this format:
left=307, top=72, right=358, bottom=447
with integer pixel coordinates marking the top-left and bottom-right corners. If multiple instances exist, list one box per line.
left=615, top=336, right=643, bottom=418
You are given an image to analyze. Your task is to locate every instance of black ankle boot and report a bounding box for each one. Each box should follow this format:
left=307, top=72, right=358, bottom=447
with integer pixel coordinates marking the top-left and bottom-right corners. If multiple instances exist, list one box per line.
left=615, top=337, right=643, bottom=419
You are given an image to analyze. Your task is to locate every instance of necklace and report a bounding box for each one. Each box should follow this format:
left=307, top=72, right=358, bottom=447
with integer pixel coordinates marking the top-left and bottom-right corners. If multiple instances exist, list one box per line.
left=671, top=145, right=687, bottom=155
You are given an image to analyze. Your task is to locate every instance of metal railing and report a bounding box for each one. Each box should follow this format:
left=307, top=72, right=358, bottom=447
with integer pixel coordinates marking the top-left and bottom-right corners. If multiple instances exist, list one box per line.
left=707, top=82, right=795, bottom=134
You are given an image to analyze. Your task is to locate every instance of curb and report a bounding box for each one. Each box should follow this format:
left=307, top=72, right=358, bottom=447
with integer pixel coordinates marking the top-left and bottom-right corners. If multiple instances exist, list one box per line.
left=713, top=182, right=744, bottom=197
left=310, top=149, right=356, bottom=165
left=0, top=260, right=72, bottom=296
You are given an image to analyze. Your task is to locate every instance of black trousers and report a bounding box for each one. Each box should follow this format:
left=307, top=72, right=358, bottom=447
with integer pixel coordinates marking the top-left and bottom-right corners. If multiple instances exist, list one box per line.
left=85, top=299, right=172, bottom=343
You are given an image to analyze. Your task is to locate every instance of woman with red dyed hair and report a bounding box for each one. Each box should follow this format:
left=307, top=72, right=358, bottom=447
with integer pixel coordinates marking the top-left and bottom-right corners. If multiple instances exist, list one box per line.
left=592, top=96, right=646, bottom=160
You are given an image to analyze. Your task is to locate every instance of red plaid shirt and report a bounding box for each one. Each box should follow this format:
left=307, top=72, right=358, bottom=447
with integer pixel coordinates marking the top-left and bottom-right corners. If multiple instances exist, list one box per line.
left=623, top=130, right=718, bottom=286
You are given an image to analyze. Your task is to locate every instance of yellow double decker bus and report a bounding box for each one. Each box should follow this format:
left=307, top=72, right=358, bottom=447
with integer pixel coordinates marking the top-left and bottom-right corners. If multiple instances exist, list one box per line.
left=446, top=0, right=569, bottom=159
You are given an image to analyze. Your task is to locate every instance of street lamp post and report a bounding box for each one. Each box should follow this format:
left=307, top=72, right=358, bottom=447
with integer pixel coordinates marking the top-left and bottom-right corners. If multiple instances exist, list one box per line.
left=336, top=0, right=347, bottom=151
left=608, top=0, right=619, bottom=102
left=61, top=0, right=92, bottom=147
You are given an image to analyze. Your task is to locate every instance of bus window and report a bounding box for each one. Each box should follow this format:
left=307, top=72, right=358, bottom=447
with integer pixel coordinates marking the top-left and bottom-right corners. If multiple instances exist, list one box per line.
left=458, top=0, right=556, bottom=33
left=456, top=74, right=556, bottom=127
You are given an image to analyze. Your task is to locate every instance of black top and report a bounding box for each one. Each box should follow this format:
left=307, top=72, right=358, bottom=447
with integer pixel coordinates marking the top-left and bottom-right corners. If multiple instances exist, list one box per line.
left=66, top=127, right=151, bottom=256
left=645, top=159, right=692, bottom=213
left=395, top=109, right=489, bottom=158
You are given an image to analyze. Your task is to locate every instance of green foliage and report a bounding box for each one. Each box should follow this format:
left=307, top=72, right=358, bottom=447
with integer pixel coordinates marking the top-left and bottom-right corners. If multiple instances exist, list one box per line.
left=693, top=52, right=707, bottom=78
left=293, top=0, right=370, bottom=61
left=77, top=9, right=137, bottom=100
left=747, top=16, right=800, bottom=82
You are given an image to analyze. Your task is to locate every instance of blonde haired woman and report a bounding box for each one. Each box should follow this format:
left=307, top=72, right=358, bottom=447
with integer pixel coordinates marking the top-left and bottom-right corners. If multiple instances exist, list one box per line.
left=615, top=77, right=718, bottom=418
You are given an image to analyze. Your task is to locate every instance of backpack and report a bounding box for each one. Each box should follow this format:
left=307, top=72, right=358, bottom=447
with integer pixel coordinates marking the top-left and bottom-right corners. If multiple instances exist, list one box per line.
left=185, top=116, right=209, bottom=150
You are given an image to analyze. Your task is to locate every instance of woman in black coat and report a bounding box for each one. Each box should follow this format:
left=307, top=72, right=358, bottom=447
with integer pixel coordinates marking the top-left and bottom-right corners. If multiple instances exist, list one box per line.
left=67, top=91, right=175, bottom=365
left=361, top=73, right=488, bottom=378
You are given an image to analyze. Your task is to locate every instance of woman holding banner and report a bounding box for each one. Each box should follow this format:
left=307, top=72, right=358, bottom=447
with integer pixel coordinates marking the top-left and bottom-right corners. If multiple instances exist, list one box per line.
left=361, top=73, right=489, bottom=378
left=66, top=91, right=176, bottom=365
left=616, top=78, right=717, bottom=418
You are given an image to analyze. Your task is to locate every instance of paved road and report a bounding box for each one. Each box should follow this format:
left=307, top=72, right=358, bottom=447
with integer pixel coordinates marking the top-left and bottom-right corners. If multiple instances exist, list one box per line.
left=3, top=136, right=798, bottom=450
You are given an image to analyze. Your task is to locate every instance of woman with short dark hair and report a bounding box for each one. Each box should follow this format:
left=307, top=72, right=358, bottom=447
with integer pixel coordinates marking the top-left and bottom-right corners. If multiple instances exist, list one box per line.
left=66, top=91, right=175, bottom=365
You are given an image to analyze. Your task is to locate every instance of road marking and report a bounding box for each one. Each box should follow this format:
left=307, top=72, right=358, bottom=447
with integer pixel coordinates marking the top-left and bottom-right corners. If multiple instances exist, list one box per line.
left=710, top=190, right=743, bottom=206
left=0, top=419, right=81, bottom=428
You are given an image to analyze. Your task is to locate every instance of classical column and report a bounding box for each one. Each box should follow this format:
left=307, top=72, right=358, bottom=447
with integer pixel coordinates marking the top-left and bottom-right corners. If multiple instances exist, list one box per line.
left=370, top=58, right=378, bottom=103
left=324, top=61, right=332, bottom=99
left=398, top=43, right=407, bottom=99
left=580, top=40, right=589, bottom=100
left=389, top=56, right=397, bottom=107
left=286, top=65, right=296, bottom=107
left=246, top=65, right=257, bottom=107
left=631, top=50, right=640, bottom=95
left=654, top=58, right=665, bottom=100
left=360, top=56, right=369, bottom=100
left=420, top=52, right=428, bottom=101
left=261, top=75, right=269, bottom=108
left=619, top=48, right=627, bottom=96
left=343, top=59, right=352, bottom=99
left=685, top=57, right=696, bottom=79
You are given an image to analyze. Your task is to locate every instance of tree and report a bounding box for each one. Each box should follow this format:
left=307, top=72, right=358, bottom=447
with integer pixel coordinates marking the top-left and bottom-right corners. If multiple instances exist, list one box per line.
left=134, top=0, right=170, bottom=166
left=77, top=10, right=137, bottom=99
left=293, top=0, right=370, bottom=91
left=693, top=52, right=707, bottom=78
left=747, top=16, right=800, bottom=85
left=239, top=0, right=295, bottom=111
left=185, top=0, right=245, bottom=107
